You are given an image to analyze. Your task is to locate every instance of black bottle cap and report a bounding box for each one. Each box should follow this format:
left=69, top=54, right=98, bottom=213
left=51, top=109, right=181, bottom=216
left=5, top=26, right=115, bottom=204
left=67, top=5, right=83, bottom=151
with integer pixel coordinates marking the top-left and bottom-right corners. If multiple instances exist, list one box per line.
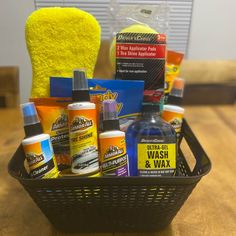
left=167, top=95, right=183, bottom=106
left=72, top=69, right=90, bottom=102
left=72, top=90, right=90, bottom=102
left=141, top=103, right=160, bottom=113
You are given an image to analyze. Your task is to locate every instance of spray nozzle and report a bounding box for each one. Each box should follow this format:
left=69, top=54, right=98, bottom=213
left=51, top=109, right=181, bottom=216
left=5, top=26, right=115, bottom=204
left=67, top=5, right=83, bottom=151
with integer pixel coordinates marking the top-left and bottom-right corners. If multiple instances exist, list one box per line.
left=73, top=69, right=88, bottom=91
left=21, top=102, right=40, bottom=126
left=72, top=69, right=90, bottom=102
left=103, top=99, right=118, bottom=121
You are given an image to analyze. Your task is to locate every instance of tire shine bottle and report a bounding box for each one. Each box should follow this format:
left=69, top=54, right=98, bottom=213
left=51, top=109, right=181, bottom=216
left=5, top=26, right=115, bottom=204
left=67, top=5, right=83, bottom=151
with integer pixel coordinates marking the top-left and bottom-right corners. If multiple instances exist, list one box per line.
left=68, top=69, right=99, bottom=175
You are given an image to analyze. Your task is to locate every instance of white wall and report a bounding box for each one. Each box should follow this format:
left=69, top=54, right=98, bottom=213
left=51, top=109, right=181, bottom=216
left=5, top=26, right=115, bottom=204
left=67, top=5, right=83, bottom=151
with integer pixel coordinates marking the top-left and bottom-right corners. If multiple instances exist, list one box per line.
left=0, top=0, right=34, bottom=103
left=188, top=0, right=236, bottom=59
left=0, top=0, right=235, bottom=102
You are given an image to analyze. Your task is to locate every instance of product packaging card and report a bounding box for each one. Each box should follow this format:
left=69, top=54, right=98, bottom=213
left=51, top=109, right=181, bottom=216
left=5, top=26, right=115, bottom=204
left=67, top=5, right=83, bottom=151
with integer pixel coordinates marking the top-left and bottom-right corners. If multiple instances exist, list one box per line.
left=115, top=33, right=166, bottom=103
left=50, top=77, right=144, bottom=132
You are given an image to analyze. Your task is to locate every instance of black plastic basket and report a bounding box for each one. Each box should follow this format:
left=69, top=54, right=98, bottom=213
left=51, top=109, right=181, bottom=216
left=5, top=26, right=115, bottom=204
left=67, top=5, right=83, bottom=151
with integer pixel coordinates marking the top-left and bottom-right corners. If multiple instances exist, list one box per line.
left=8, top=119, right=211, bottom=233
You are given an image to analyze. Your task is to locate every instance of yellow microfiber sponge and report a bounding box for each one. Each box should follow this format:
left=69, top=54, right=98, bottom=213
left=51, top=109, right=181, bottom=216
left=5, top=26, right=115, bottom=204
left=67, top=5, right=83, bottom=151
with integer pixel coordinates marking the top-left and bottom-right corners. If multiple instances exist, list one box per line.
left=109, top=24, right=157, bottom=70
left=25, top=7, right=101, bottom=97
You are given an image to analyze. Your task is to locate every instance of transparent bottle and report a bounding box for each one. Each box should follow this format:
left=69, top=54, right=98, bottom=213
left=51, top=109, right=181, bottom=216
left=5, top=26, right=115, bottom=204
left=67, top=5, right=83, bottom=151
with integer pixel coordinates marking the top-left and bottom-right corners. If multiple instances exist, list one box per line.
left=126, top=103, right=177, bottom=176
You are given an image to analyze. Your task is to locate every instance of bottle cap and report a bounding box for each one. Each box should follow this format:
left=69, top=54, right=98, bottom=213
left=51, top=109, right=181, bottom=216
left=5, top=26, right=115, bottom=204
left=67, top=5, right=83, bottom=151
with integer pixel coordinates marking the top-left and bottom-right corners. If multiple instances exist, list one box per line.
left=103, top=99, right=118, bottom=121
left=167, top=51, right=184, bottom=65
left=73, top=69, right=88, bottom=90
left=72, top=69, right=90, bottom=102
left=21, top=102, right=40, bottom=126
left=141, top=103, right=160, bottom=112
left=102, top=100, right=120, bottom=131
left=170, top=77, right=185, bottom=98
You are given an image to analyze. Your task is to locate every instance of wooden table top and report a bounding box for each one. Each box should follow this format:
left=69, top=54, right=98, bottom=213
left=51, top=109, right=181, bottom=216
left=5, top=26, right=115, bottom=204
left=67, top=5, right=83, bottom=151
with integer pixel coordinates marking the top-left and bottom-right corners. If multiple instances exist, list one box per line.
left=0, top=106, right=236, bottom=236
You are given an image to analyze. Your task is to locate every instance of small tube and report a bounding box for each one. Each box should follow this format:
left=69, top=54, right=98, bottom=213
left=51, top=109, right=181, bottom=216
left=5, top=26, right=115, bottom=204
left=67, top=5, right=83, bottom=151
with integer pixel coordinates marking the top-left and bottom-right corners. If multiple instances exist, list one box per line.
left=21, top=102, right=40, bottom=126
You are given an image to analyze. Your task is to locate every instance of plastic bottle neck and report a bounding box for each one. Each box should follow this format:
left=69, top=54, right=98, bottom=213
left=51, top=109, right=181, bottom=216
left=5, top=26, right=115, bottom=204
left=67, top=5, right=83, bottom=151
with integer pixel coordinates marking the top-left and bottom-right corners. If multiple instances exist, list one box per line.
left=142, top=111, right=160, bottom=118
left=103, top=120, right=120, bottom=131
left=72, top=90, right=90, bottom=102
left=24, top=122, right=43, bottom=138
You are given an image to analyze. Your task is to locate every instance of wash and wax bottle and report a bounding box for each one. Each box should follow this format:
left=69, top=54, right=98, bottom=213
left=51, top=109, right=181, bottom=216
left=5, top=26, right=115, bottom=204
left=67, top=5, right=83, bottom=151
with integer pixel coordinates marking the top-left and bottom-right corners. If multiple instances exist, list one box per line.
left=126, top=103, right=177, bottom=176
left=21, top=102, right=59, bottom=179
left=99, top=100, right=129, bottom=176
left=68, top=69, right=99, bottom=175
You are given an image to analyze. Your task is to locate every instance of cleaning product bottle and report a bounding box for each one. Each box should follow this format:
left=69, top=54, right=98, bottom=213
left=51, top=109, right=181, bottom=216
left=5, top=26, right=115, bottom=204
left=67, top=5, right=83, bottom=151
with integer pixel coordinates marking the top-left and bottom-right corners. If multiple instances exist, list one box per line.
left=164, top=78, right=185, bottom=176
left=68, top=69, right=99, bottom=175
left=164, top=77, right=185, bottom=138
left=126, top=103, right=177, bottom=176
left=99, top=99, right=129, bottom=176
left=163, top=105, right=185, bottom=138
left=21, top=102, right=59, bottom=179
left=167, top=77, right=185, bottom=106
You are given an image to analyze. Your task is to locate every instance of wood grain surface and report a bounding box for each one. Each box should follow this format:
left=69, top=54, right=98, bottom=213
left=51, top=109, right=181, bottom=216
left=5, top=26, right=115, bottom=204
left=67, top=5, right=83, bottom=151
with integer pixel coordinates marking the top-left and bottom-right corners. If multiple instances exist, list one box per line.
left=0, top=106, right=236, bottom=236
left=0, top=67, right=19, bottom=108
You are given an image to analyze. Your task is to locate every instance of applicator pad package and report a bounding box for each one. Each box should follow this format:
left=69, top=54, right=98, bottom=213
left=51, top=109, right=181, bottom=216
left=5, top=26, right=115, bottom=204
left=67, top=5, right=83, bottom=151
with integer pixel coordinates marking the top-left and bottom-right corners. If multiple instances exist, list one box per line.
left=109, top=3, right=169, bottom=104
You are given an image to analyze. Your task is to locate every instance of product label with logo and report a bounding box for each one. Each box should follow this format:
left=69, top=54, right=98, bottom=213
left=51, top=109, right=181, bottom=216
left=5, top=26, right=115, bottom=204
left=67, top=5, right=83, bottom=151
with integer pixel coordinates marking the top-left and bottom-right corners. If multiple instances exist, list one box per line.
left=165, top=64, right=180, bottom=94
left=137, top=136, right=176, bottom=176
left=36, top=105, right=71, bottom=171
left=162, top=110, right=183, bottom=135
left=50, top=111, right=70, bottom=169
left=116, top=33, right=166, bottom=103
left=100, top=136, right=128, bottom=176
left=22, top=138, right=59, bottom=179
left=68, top=108, right=99, bottom=174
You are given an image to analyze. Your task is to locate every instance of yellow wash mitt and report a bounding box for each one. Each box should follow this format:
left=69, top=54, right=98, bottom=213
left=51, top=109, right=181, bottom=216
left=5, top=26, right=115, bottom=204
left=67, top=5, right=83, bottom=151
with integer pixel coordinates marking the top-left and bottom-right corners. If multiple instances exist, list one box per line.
left=25, top=7, right=101, bottom=97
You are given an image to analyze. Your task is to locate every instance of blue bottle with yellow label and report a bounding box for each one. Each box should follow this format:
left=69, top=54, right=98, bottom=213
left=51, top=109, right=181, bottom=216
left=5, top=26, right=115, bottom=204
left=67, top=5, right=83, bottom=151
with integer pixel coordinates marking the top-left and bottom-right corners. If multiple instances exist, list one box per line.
left=126, top=103, right=177, bottom=176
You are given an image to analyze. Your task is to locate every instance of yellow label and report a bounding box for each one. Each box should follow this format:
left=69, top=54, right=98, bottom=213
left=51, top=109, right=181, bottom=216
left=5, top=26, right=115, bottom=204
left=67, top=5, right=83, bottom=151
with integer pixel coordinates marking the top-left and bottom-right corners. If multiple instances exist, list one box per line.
left=100, top=136, right=126, bottom=161
left=138, top=143, right=176, bottom=171
left=99, top=136, right=128, bottom=176
left=162, top=110, right=183, bottom=134
left=36, top=106, right=71, bottom=169
left=89, top=171, right=101, bottom=177
left=165, top=64, right=180, bottom=94
left=165, top=74, right=176, bottom=93
left=68, top=108, right=99, bottom=172
left=23, top=139, right=59, bottom=179
left=166, top=64, right=180, bottom=75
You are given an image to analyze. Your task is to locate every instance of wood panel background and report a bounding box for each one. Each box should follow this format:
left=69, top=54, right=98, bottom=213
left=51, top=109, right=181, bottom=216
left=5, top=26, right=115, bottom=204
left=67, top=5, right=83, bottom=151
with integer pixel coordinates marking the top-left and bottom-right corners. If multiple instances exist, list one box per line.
left=0, top=66, right=19, bottom=108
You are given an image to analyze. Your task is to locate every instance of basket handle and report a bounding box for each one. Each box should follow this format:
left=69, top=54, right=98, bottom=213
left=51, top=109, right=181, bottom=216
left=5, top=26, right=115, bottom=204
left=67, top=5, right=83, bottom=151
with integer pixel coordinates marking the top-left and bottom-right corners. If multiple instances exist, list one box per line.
left=8, top=144, right=29, bottom=179
left=181, top=119, right=211, bottom=176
